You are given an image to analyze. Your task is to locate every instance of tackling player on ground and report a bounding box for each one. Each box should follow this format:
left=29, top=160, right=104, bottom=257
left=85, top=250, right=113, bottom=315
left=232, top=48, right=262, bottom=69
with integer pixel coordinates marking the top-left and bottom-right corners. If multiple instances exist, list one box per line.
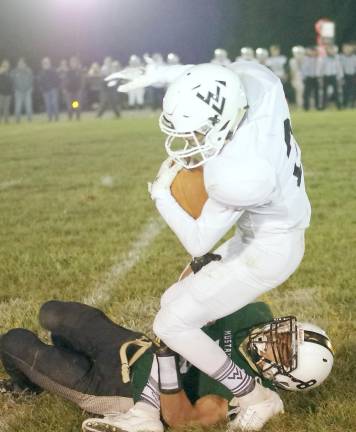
left=0, top=300, right=333, bottom=432
left=106, top=59, right=313, bottom=430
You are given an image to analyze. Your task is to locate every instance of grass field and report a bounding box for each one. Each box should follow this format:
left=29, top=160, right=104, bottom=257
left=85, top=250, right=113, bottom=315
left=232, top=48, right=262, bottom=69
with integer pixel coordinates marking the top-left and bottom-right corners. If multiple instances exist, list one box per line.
left=0, top=110, right=355, bottom=432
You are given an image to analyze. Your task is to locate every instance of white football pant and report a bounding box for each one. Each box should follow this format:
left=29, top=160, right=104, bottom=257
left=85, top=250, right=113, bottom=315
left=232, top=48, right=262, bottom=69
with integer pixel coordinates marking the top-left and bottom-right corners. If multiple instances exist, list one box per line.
left=128, top=88, right=145, bottom=107
left=153, top=229, right=305, bottom=378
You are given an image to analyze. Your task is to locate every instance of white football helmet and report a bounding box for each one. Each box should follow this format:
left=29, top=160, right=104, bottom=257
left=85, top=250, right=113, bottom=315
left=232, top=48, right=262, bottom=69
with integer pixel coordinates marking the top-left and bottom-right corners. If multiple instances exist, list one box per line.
left=159, top=63, right=247, bottom=168
left=248, top=316, right=334, bottom=391
left=167, top=53, right=180, bottom=65
left=292, top=46, right=305, bottom=58
left=240, top=47, right=255, bottom=61
left=256, top=48, right=269, bottom=63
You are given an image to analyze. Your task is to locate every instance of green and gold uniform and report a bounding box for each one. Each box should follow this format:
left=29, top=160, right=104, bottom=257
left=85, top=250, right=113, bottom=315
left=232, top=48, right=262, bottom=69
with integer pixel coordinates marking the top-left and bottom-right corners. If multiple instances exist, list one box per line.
left=132, top=301, right=274, bottom=403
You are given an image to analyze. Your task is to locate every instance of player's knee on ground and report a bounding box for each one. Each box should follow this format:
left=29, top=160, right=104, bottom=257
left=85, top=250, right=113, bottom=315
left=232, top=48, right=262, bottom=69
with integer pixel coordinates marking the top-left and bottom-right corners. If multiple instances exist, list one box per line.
left=0, top=328, right=38, bottom=359
left=39, top=300, right=66, bottom=331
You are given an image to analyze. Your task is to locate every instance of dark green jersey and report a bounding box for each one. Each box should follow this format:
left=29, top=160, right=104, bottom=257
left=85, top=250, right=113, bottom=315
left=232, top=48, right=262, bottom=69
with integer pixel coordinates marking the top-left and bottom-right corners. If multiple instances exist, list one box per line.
left=131, top=302, right=274, bottom=403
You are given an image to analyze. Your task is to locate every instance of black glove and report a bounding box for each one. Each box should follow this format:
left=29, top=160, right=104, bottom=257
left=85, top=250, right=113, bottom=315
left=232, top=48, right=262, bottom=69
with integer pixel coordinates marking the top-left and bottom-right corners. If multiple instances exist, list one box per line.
left=190, top=252, right=222, bottom=274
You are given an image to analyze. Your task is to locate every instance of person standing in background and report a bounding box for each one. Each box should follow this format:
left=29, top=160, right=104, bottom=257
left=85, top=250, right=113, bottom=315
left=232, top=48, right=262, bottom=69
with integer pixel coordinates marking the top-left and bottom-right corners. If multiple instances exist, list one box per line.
left=63, top=56, right=84, bottom=120
left=289, top=46, right=305, bottom=109
left=38, top=57, right=60, bottom=122
left=86, top=62, right=102, bottom=111
left=97, top=57, right=121, bottom=118
left=318, top=45, right=343, bottom=110
left=302, top=47, right=321, bottom=110
left=339, top=43, right=355, bottom=108
left=57, top=59, right=69, bottom=111
left=266, top=45, right=287, bottom=82
left=0, top=60, right=12, bottom=123
left=11, top=58, right=33, bottom=123
left=126, top=55, right=145, bottom=110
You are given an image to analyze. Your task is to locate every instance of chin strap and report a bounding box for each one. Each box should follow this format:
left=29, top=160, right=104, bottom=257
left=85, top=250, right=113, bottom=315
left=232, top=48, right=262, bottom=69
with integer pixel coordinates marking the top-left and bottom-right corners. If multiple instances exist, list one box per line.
left=120, top=336, right=154, bottom=384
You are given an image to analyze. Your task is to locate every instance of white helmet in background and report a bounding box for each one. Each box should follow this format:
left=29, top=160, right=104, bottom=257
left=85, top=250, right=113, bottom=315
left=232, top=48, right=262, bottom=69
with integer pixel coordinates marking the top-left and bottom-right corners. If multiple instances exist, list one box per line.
left=159, top=63, right=247, bottom=168
left=248, top=316, right=334, bottom=391
left=292, top=46, right=305, bottom=58
left=256, top=48, right=269, bottom=63
left=129, top=55, right=141, bottom=67
left=240, top=47, right=255, bottom=61
left=167, top=53, right=180, bottom=65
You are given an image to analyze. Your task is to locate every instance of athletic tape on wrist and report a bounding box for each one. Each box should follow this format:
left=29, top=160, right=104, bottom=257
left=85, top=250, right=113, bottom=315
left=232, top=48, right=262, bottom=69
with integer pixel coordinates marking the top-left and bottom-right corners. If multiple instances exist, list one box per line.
left=157, top=354, right=182, bottom=394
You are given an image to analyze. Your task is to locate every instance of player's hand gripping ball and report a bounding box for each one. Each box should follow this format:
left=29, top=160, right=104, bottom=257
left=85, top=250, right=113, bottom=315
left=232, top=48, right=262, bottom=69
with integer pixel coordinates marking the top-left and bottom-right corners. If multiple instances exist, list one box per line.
left=170, top=166, right=208, bottom=219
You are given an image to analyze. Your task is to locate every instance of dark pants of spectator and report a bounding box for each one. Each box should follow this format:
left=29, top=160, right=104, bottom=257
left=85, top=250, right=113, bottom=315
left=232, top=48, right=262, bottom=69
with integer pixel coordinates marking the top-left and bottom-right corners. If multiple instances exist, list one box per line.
left=97, top=87, right=120, bottom=118
left=14, top=90, right=33, bottom=122
left=0, top=94, right=11, bottom=123
left=322, top=76, right=341, bottom=110
left=343, top=74, right=355, bottom=108
left=42, top=88, right=59, bottom=121
left=303, top=77, right=320, bottom=110
left=65, top=91, right=81, bottom=120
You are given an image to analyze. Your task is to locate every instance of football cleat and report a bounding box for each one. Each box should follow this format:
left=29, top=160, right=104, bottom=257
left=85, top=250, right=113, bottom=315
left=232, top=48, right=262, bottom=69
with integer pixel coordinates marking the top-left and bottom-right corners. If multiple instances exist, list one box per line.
left=228, top=383, right=284, bottom=431
left=82, top=402, right=163, bottom=432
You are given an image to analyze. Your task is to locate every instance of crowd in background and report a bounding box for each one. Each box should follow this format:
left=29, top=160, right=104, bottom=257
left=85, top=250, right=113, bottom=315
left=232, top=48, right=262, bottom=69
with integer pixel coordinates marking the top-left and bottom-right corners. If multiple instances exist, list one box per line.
left=0, top=43, right=355, bottom=124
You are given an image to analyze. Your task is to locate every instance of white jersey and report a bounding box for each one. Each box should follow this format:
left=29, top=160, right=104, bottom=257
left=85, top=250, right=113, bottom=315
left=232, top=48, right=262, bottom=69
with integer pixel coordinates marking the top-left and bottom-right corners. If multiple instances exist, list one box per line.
left=152, top=62, right=310, bottom=257
left=204, top=61, right=311, bottom=235
left=266, top=55, right=287, bottom=80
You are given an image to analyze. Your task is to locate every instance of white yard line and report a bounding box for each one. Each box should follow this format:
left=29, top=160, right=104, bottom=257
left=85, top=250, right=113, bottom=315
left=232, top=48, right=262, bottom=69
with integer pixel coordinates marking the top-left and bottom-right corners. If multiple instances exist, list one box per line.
left=82, top=218, right=163, bottom=307
left=0, top=179, right=22, bottom=190
left=0, top=218, right=164, bottom=431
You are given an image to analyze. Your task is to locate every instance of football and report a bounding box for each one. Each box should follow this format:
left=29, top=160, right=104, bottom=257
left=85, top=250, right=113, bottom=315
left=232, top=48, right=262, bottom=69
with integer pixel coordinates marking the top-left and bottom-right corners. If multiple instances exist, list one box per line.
left=170, top=166, right=208, bottom=219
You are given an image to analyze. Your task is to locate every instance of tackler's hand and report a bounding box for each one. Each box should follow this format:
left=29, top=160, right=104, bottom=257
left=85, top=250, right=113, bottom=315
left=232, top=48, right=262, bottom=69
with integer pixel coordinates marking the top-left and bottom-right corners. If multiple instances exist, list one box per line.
left=190, top=253, right=222, bottom=274
left=148, top=158, right=182, bottom=201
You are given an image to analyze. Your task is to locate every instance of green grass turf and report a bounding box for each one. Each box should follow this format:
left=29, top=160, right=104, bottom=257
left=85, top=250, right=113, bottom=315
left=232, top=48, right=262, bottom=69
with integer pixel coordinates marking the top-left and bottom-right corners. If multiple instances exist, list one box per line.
left=0, top=111, right=355, bottom=431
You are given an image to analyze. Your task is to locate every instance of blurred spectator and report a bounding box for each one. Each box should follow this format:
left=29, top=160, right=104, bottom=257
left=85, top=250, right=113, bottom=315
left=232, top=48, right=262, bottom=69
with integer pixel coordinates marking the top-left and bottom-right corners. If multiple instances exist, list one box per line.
left=211, top=48, right=231, bottom=66
left=57, top=59, right=68, bottom=108
left=11, top=58, right=33, bottom=123
left=38, top=57, right=60, bottom=121
left=318, top=45, right=343, bottom=109
left=302, top=47, right=321, bottom=110
left=87, top=62, right=101, bottom=110
left=266, top=45, right=287, bottom=82
left=289, top=46, right=305, bottom=108
left=97, top=57, right=121, bottom=118
left=340, top=43, right=355, bottom=108
left=63, top=56, right=84, bottom=120
left=127, top=55, right=145, bottom=109
left=255, top=48, right=269, bottom=66
left=0, top=59, right=12, bottom=123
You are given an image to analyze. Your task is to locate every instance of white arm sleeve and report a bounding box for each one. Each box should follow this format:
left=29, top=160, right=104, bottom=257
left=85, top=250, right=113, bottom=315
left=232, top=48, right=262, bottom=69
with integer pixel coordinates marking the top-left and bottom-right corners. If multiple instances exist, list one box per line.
left=118, top=64, right=193, bottom=92
left=155, top=192, right=243, bottom=257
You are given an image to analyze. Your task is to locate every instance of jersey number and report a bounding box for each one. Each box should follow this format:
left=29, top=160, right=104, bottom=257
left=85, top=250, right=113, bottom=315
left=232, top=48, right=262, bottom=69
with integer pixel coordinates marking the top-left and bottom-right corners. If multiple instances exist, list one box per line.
left=284, top=119, right=302, bottom=187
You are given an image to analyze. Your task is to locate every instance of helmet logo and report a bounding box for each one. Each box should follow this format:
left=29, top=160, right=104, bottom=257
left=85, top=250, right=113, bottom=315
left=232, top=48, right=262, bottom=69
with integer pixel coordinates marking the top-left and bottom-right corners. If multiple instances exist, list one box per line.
left=196, top=85, right=226, bottom=115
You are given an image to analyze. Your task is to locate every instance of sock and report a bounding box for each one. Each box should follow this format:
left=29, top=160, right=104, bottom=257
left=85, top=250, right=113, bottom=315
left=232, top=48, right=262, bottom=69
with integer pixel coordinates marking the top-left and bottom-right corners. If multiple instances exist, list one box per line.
left=212, top=357, right=255, bottom=397
left=139, top=355, right=160, bottom=410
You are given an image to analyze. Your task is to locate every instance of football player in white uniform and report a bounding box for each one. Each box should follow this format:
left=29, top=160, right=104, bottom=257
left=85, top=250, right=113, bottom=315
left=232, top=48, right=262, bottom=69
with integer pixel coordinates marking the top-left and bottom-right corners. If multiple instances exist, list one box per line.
left=107, top=60, right=311, bottom=431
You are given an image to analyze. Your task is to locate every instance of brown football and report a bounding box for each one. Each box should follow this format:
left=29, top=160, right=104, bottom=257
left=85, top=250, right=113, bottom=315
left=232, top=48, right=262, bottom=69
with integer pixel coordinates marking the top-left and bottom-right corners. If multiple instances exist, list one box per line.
left=170, top=166, right=208, bottom=219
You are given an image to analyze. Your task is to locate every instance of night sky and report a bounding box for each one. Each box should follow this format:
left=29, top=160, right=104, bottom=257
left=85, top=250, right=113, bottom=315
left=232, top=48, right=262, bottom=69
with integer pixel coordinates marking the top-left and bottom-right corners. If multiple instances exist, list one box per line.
left=0, top=0, right=355, bottom=67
